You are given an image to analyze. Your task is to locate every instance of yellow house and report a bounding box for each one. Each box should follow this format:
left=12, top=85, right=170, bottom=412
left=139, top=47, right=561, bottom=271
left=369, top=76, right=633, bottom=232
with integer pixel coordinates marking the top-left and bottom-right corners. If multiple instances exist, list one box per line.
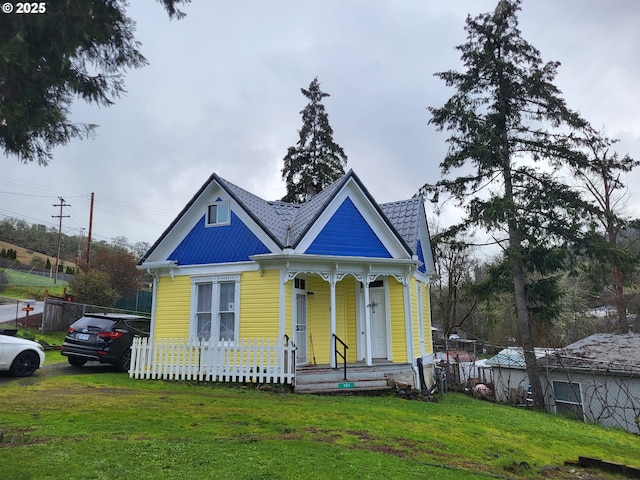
left=139, top=170, right=436, bottom=390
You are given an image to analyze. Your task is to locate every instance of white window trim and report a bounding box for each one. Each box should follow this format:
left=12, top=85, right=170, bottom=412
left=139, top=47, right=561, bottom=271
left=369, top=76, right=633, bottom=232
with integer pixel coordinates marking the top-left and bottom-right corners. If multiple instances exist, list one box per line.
left=206, top=201, right=230, bottom=227
left=190, top=275, right=240, bottom=343
left=553, top=380, right=584, bottom=419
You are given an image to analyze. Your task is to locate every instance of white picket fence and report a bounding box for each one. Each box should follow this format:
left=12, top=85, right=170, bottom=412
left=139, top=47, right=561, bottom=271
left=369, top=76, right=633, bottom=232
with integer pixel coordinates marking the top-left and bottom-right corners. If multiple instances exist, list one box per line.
left=129, top=336, right=296, bottom=385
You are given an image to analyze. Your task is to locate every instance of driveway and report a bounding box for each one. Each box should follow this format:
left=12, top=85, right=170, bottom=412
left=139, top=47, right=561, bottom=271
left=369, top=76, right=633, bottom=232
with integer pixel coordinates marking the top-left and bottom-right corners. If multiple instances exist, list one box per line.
left=0, top=359, right=123, bottom=385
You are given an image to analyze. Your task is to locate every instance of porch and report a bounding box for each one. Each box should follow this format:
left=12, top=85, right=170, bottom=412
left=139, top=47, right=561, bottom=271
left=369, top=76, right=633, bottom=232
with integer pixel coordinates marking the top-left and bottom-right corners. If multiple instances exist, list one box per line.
left=295, top=361, right=415, bottom=394
left=129, top=336, right=417, bottom=393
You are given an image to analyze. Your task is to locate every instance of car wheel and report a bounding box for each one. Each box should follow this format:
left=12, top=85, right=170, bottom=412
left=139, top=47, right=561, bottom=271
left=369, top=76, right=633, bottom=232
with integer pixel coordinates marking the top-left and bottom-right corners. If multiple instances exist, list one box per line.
left=10, top=351, right=40, bottom=377
left=119, top=349, right=132, bottom=372
left=68, top=357, right=87, bottom=367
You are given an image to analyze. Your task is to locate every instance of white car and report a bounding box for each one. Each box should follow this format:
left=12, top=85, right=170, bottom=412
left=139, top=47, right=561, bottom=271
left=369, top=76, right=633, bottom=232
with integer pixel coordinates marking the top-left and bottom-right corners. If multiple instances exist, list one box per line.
left=0, top=334, right=45, bottom=377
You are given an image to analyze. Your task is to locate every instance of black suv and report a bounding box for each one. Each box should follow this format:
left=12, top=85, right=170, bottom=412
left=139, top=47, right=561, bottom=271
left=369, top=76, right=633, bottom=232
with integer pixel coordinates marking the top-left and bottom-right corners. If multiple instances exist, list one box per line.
left=61, top=313, right=150, bottom=371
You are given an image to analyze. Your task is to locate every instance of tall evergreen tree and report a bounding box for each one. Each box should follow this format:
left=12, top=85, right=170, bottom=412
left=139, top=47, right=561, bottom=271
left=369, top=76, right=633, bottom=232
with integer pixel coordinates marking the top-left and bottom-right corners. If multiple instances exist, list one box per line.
left=424, top=0, right=593, bottom=409
left=0, top=0, right=190, bottom=165
left=281, top=77, right=347, bottom=203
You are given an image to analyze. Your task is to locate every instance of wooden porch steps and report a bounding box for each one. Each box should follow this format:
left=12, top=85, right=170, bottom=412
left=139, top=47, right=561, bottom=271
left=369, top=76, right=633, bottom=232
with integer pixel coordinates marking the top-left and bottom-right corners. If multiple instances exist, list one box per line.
left=294, top=363, right=414, bottom=394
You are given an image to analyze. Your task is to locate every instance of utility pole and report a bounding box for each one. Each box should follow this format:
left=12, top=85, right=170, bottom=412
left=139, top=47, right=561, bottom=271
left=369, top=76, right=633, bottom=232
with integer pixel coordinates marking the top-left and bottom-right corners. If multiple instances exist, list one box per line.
left=86, top=192, right=94, bottom=269
left=52, top=197, right=70, bottom=284
left=77, top=228, right=85, bottom=266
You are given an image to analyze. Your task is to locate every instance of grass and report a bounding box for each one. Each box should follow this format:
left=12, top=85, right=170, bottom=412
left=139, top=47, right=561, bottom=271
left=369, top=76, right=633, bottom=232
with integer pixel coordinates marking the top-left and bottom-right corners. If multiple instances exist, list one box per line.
left=0, top=368, right=638, bottom=480
left=0, top=268, right=67, bottom=299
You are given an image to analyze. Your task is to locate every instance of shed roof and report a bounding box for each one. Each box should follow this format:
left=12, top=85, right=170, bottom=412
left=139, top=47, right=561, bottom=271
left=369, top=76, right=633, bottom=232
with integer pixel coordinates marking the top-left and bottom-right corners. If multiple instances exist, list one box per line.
left=486, top=347, right=557, bottom=369
left=542, top=333, right=640, bottom=375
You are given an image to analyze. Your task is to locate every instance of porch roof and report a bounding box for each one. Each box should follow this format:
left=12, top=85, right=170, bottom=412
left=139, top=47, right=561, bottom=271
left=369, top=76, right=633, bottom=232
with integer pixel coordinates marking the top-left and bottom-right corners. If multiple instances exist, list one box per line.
left=250, top=252, right=419, bottom=281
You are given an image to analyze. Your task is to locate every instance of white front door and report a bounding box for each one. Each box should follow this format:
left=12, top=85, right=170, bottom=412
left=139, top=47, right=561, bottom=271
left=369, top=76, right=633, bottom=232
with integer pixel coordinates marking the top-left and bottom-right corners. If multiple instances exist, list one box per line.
left=370, top=288, right=387, bottom=358
left=295, top=292, right=308, bottom=364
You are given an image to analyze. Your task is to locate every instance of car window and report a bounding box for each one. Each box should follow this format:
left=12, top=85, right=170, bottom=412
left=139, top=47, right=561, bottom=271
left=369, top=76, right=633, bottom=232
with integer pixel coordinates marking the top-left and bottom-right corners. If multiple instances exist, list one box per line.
left=71, top=317, right=117, bottom=331
left=125, top=320, right=151, bottom=335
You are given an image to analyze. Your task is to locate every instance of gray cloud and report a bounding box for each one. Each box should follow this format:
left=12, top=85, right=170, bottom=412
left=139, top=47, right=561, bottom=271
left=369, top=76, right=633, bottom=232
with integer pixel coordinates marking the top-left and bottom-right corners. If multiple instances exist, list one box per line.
left=3, top=0, right=639, bottom=245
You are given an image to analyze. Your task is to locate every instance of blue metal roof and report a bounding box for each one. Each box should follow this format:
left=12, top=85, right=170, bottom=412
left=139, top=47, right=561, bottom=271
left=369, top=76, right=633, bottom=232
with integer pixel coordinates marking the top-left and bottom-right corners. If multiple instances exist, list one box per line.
left=304, top=197, right=392, bottom=258
left=416, top=239, right=426, bottom=273
left=168, top=212, right=270, bottom=264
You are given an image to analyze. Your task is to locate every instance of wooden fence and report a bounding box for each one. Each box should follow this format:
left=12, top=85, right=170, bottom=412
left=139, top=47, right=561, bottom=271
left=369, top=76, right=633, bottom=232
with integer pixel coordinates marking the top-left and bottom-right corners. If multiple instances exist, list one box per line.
left=129, top=337, right=296, bottom=385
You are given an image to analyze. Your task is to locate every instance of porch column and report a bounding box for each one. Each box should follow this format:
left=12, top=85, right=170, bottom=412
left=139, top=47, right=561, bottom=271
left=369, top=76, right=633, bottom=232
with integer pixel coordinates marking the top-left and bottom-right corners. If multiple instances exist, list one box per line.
left=403, top=278, right=414, bottom=364
left=330, top=274, right=337, bottom=368
left=363, top=281, right=372, bottom=366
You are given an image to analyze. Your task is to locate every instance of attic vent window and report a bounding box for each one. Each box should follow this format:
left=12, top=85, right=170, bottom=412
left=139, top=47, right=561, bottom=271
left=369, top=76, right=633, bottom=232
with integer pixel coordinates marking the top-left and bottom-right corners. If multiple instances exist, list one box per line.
left=207, top=202, right=230, bottom=226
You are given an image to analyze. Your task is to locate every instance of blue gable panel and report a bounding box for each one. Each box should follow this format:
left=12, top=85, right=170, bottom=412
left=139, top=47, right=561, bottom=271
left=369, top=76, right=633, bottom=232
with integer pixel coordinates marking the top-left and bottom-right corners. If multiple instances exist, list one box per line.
left=416, top=239, right=426, bottom=273
left=169, top=212, right=270, bottom=265
left=305, top=197, right=392, bottom=258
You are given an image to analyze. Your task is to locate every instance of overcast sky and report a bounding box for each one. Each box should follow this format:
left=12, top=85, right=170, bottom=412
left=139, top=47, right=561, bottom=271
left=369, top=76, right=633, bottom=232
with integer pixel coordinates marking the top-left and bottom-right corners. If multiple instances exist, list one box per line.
left=2, top=0, right=639, bottom=249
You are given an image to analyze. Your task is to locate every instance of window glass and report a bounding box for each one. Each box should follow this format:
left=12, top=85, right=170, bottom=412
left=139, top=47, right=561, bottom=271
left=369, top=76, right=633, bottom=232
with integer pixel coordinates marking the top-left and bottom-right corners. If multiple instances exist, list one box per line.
left=192, top=278, right=238, bottom=342
left=207, top=202, right=230, bottom=225
left=553, top=381, right=583, bottom=420
left=207, top=204, right=217, bottom=224
left=217, top=202, right=229, bottom=223
left=219, top=282, right=235, bottom=311
left=554, top=381, right=582, bottom=403
left=196, top=283, right=213, bottom=339
left=219, top=313, right=235, bottom=341
left=218, top=282, right=235, bottom=341
left=72, top=317, right=117, bottom=331
left=125, top=320, right=151, bottom=335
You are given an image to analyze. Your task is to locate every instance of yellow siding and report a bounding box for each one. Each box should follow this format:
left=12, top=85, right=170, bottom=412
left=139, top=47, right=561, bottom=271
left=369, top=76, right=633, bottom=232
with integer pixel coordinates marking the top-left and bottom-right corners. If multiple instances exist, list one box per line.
left=154, top=275, right=191, bottom=338
left=411, top=277, right=420, bottom=358
left=388, top=277, right=407, bottom=362
left=422, top=281, right=433, bottom=355
left=239, top=269, right=280, bottom=339
left=307, top=276, right=331, bottom=364
left=334, top=277, right=357, bottom=362
left=340, top=277, right=357, bottom=360
left=292, top=275, right=359, bottom=364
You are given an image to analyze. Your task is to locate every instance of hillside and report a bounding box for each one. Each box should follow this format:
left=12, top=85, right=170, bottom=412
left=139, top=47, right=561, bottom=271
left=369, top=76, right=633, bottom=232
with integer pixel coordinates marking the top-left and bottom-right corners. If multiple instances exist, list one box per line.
left=0, top=240, right=78, bottom=270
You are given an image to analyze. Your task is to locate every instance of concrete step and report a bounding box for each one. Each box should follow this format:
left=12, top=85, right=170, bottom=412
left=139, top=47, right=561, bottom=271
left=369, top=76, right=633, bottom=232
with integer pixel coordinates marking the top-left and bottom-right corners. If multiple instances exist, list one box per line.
left=295, top=377, right=392, bottom=394
left=294, top=363, right=414, bottom=394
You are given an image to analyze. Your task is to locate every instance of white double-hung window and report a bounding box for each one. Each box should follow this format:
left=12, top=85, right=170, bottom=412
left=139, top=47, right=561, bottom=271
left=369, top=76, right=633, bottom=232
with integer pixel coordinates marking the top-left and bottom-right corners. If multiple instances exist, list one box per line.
left=191, top=275, right=240, bottom=342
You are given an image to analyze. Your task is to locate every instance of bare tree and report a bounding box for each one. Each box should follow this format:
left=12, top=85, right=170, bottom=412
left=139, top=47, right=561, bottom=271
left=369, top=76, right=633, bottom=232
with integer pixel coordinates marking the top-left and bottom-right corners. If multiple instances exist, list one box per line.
left=574, top=129, right=639, bottom=333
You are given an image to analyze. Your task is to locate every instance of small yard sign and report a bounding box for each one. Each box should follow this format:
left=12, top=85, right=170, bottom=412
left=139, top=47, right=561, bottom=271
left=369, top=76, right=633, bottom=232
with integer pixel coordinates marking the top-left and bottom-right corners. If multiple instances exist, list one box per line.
left=338, top=382, right=355, bottom=389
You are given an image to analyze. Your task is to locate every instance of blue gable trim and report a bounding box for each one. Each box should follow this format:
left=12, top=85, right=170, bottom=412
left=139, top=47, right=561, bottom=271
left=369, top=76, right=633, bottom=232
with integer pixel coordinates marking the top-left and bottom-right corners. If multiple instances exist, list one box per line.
left=416, top=239, right=426, bottom=273
left=305, top=197, right=392, bottom=258
left=169, top=212, right=270, bottom=265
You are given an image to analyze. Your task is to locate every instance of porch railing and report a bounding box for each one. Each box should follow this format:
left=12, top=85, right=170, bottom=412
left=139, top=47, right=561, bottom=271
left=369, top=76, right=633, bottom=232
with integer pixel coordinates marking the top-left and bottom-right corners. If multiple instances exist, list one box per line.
left=129, top=336, right=296, bottom=385
left=333, top=334, right=348, bottom=381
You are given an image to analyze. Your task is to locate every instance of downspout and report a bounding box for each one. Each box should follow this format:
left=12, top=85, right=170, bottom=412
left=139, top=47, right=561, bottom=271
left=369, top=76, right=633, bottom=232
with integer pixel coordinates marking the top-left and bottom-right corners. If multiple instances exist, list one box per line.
left=403, top=272, right=418, bottom=389
left=403, top=277, right=414, bottom=360
left=417, top=281, right=425, bottom=358
left=147, top=269, right=159, bottom=341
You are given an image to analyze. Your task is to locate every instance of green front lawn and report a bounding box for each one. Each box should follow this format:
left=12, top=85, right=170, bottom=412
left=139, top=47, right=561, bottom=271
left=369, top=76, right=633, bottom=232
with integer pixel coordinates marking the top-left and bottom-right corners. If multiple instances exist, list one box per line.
left=0, top=371, right=637, bottom=479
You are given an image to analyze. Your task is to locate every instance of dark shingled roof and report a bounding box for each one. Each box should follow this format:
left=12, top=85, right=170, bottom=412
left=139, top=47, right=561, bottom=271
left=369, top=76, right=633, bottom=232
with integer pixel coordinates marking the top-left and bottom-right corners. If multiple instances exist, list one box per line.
left=380, top=197, right=422, bottom=252
left=542, top=333, right=640, bottom=375
left=141, top=170, right=421, bottom=262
